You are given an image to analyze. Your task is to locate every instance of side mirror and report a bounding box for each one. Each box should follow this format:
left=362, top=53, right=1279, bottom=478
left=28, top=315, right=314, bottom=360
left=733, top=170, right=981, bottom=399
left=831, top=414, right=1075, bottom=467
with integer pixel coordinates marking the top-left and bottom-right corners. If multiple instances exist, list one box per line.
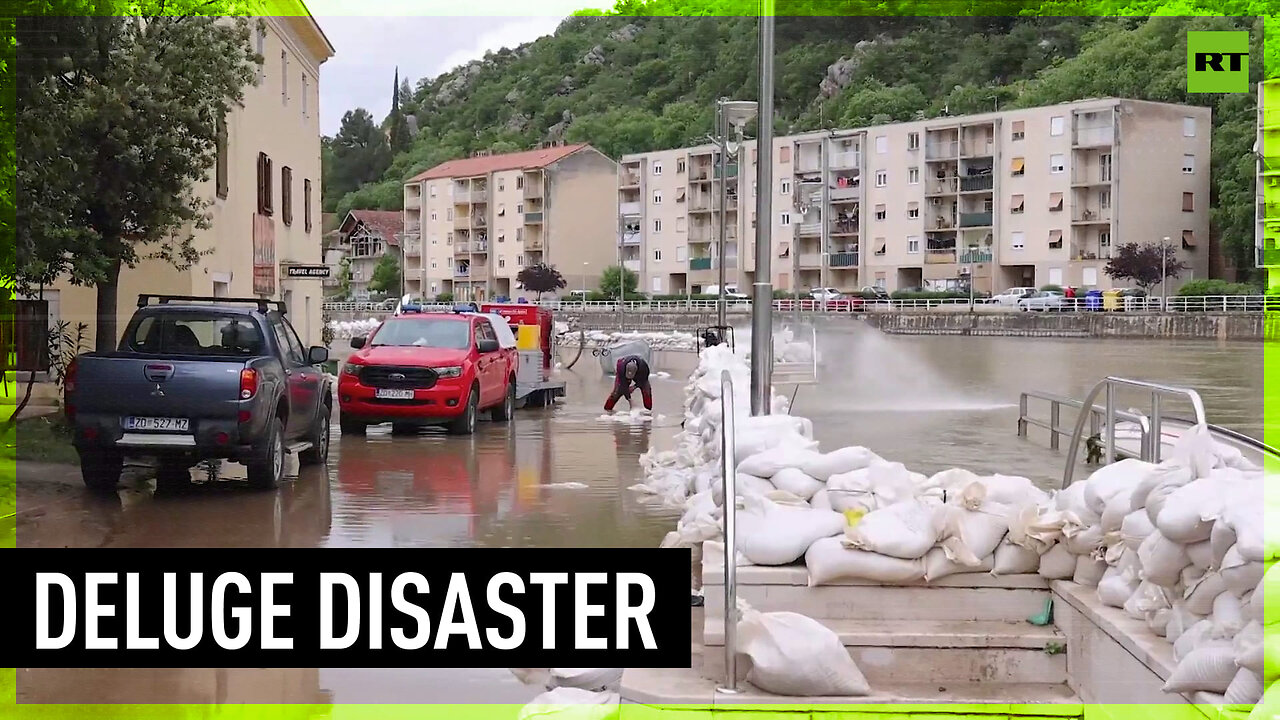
left=307, top=346, right=329, bottom=365
left=477, top=338, right=500, bottom=354
left=350, top=336, right=367, bottom=350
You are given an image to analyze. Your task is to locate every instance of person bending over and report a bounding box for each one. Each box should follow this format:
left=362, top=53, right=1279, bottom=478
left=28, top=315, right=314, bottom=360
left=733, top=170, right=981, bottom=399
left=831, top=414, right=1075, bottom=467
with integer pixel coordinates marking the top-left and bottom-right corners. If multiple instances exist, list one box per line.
left=605, top=356, right=653, bottom=412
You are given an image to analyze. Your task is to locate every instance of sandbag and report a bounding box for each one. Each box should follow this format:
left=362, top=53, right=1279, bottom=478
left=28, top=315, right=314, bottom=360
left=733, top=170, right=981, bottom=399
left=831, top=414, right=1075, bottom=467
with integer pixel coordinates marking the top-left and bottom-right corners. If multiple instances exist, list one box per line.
left=1185, top=571, right=1228, bottom=616
left=827, top=461, right=925, bottom=514
left=810, top=489, right=832, bottom=511
left=1223, top=667, right=1264, bottom=706
left=1120, top=510, right=1156, bottom=551
left=1038, top=543, right=1077, bottom=580
left=737, top=496, right=846, bottom=566
left=714, top=473, right=777, bottom=506
left=736, top=608, right=871, bottom=696
left=1210, top=520, right=1238, bottom=569
left=1100, top=490, right=1133, bottom=534
left=770, top=467, right=824, bottom=501
left=1157, top=477, right=1224, bottom=543
left=1246, top=575, right=1265, bottom=624
left=1174, top=620, right=1216, bottom=661
left=1084, top=458, right=1155, bottom=515
left=1130, top=460, right=1194, bottom=514
left=1186, top=540, right=1215, bottom=571
left=1124, top=581, right=1169, bottom=621
left=1219, top=481, right=1270, bottom=562
left=1063, top=523, right=1104, bottom=556
left=842, top=499, right=941, bottom=560
left=1252, top=682, right=1280, bottom=720
left=924, top=546, right=994, bottom=582
left=991, top=540, right=1041, bottom=575
left=549, top=668, right=624, bottom=692
left=1221, top=545, right=1264, bottom=597
left=1165, top=603, right=1202, bottom=644
left=1163, top=642, right=1238, bottom=694
left=1073, top=555, right=1107, bottom=587
left=737, top=446, right=824, bottom=480
left=1054, top=482, right=1100, bottom=526
left=1098, top=565, right=1140, bottom=608
left=976, top=474, right=1049, bottom=508
left=1233, top=619, right=1263, bottom=673
left=1137, top=531, right=1190, bottom=587
left=517, top=688, right=620, bottom=720
left=1210, top=591, right=1245, bottom=637
left=1145, top=471, right=1199, bottom=527
left=800, top=446, right=881, bottom=482
left=805, top=536, right=926, bottom=586
left=936, top=499, right=1011, bottom=567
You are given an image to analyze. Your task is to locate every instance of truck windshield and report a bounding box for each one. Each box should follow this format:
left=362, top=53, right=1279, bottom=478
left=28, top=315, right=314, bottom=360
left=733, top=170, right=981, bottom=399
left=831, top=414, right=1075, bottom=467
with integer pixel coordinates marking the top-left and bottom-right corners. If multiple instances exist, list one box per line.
left=125, top=313, right=265, bottom=356
left=371, top=318, right=471, bottom=349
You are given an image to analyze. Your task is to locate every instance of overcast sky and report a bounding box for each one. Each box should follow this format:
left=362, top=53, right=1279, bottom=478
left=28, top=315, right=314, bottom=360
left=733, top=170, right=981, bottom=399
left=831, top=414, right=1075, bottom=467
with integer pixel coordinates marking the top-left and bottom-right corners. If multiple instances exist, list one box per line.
left=308, top=3, right=613, bottom=136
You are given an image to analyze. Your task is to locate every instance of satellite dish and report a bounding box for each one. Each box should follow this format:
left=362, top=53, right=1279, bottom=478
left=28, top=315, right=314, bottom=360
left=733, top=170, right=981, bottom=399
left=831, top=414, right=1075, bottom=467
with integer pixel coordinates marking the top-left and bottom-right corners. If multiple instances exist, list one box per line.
left=726, top=140, right=741, bottom=155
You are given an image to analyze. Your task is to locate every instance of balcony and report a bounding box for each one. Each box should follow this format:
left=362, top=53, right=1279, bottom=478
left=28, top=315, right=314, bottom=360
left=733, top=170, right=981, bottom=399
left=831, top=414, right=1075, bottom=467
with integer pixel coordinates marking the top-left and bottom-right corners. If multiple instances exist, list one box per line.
left=715, top=164, right=739, bottom=179
left=925, top=248, right=957, bottom=264
left=523, top=183, right=543, bottom=200
left=404, top=241, right=421, bottom=257
left=926, top=141, right=959, bottom=159
left=830, top=151, right=861, bottom=170
left=619, top=201, right=642, bottom=216
left=620, top=172, right=641, bottom=188
left=958, top=250, right=993, bottom=264
left=960, top=175, right=994, bottom=192
left=1072, top=170, right=1112, bottom=186
left=830, top=185, right=860, bottom=202
left=926, top=177, right=959, bottom=195
left=1072, top=209, right=1112, bottom=224
left=1260, top=202, right=1280, bottom=221
left=1073, top=126, right=1115, bottom=147
left=959, top=212, right=993, bottom=228
left=961, top=140, right=994, bottom=157
left=689, top=167, right=713, bottom=182
left=689, top=257, right=713, bottom=271
left=404, top=220, right=421, bottom=234
left=830, top=251, right=859, bottom=268
left=454, top=243, right=471, bottom=254
left=404, top=193, right=421, bottom=208
left=623, top=259, right=641, bottom=272
left=472, top=241, right=489, bottom=253
left=620, top=231, right=642, bottom=245
left=454, top=267, right=471, bottom=278
left=455, top=188, right=488, bottom=204
left=525, top=236, right=544, bottom=251
left=830, top=219, right=859, bottom=236
left=524, top=212, right=544, bottom=224
left=797, top=222, right=822, bottom=237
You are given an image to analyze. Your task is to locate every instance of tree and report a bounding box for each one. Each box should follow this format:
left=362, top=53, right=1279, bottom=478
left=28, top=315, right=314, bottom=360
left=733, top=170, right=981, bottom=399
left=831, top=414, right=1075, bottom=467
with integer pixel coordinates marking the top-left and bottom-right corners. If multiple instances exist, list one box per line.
left=329, top=108, right=393, bottom=202
left=388, top=67, right=411, bottom=154
left=516, top=263, right=567, bottom=299
left=599, top=265, right=639, bottom=299
left=1104, top=242, right=1187, bottom=291
left=337, top=257, right=353, bottom=299
left=16, top=14, right=260, bottom=351
left=367, top=253, right=402, bottom=297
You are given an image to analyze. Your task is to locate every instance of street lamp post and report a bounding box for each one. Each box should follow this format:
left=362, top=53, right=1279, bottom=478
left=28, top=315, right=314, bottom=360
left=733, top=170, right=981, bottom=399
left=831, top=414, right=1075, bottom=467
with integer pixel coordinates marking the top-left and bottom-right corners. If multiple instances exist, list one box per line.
left=1161, top=236, right=1170, bottom=310
left=712, top=99, right=758, bottom=329
left=582, top=261, right=589, bottom=302
left=750, top=6, right=776, bottom=417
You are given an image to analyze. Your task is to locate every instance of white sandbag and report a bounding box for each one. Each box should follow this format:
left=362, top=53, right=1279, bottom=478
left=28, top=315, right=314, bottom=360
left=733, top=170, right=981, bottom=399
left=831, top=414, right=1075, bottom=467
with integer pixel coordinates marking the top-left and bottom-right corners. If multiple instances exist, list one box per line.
left=1098, top=565, right=1140, bottom=608
left=800, top=445, right=881, bottom=482
left=1219, top=481, right=1270, bottom=563
left=510, top=668, right=552, bottom=686
left=1038, top=543, right=1077, bottom=580
left=1054, top=482, right=1101, bottom=526
left=991, top=539, right=1041, bottom=575
left=935, top=499, right=1011, bottom=567
left=737, top=446, right=824, bottom=479
left=736, top=608, right=871, bottom=696
left=842, top=499, right=941, bottom=560
left=1186, top=540, right=1215, bottom=571
left=1009, top=506, right=1072, bottom=554
left=1073, top=555, right=1107, bottom=587
left=713, top=473, right=777, bottom=506
left=1193, top=692, right=1227, bottom=707
left=1246, top=575, right=1265, bottom=624
left=1145, top=472, right=1199, bottom=527
left=976, top=474, right=1050, bottom=508
left=1210, top=521, right=1237, bottom=570
left=1063, top=523, right=1104, bottom=556
left=1124, top=581, right=1168, bottom=621
left=1130, top=459, right=1194, bottom=513
left=1157, top=477, right=1224, bottom=543
left=1220, top=545, right=1264, bottom=597
left=1137, top=532, right=1190, bottom=587
left=810, top=489, right=832, bottom=511
left=924, top=546, right=994, bottom=582
left=805, top=536, right=926, bottom=586
left=928, top=467, right=981, bottom=492
left=1185, top=571, right=1228, bottom=616
left=735, top=416, right=817, bottom=459
left=827, top=461, right=925, bottom=514
left=769, top=467, right=825, bottom=501
left=1084, top=458, right=1156, bottom=515
left=1163, top=642, right=1238, bottom=693
left=1233, top=619, right=1264, bottom=673
left=1252, top=682, right=1280, bottom=720
left=1099, top=490, right=1133, bottom=534
left=1181, top=564, right=1207, bottom=590
left=518, top=688, right=619, bottom=720
left=1167, top=423, right=1225, bottom=479
left=1223, top=667, right=1264, bottom=706
left=1165, top=603, right=1202, bottom=644
left=549, top=668, right=624, bottom=692
left=1174, top=620, right=1216, bottom=661
left=1120, top=510, right=1156, bottom=551
left=1210, top=591, right=1245, bottom=637
left=737, top=495, right=846, bottom=566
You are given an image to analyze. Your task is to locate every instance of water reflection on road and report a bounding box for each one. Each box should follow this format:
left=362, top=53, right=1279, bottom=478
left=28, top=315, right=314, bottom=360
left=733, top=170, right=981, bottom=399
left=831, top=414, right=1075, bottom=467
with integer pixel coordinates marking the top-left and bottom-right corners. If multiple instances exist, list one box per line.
left=14, top=326, right=1272, bottom=703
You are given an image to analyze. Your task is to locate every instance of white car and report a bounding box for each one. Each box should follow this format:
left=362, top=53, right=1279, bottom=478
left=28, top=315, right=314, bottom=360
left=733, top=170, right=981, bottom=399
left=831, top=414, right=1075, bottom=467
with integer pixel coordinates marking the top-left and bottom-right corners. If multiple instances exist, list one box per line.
left=991, top=287, right=1037, bottom=307
left=809, top=287, right=844, bottom=301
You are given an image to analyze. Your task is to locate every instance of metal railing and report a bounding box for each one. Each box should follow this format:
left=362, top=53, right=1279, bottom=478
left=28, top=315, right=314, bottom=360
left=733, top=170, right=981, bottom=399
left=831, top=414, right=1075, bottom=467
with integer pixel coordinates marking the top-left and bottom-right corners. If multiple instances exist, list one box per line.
left=718, top=369, right=739, bottom=694
left=1018, top=389, right=1150, bottom=454
left=771, top=326, right=819, bottom=385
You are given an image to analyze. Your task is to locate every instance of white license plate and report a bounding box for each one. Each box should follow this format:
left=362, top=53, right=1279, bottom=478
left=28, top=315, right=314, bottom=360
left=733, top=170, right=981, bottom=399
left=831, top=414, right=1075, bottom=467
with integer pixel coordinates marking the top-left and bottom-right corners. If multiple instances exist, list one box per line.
left=375, top=389, right=414, bottom=400
left=122, top=416, right=190, bottom=432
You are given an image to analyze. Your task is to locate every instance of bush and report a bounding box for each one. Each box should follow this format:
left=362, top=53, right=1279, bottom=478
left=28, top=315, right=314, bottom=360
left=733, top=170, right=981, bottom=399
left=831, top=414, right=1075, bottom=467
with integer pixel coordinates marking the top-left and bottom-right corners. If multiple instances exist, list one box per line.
left=1176, top=279, right=1259, bottom=296
left=1040, top=284, right=1064, bottom=293
left=434, top=293, right=454, bottom=302
left=890, top=290, right=969, bottom=300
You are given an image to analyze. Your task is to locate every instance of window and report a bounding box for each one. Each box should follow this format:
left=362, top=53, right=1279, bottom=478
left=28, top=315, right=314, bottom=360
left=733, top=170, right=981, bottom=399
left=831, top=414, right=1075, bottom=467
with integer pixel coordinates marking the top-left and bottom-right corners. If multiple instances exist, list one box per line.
left=676, top=216, right=687, bottom=233
left=516, top=175, right=524, bottom=189
left=497, top=204, right=505, bottom=217
left=1049, top=229, right=1063, bottom=249
left=430, top=235, right=438, bottom=245
left=676, top=246, right=687, bottom=262
left=1011, top=194, right=1025, bottom=214
left=779, top=146, right=791, bottom=164
left=780, top=212, right=791, bottom=226
left=875, top=170, right=887, bottom=187
left=498, top=179, right=505, bottom=192
left=1011, top=157, right=1025, bottom=176
left=1049, top=192, right=1064, bottom=212
left=653, top=219, right=662, bottom=233
left=256, top=152, right=273, bottom=216
left=1100, top=231, right=1111, bottom=247
left=517, top=255, right=525, bottom=266
left=430, top=211, right=438, bottom=221
left=1182, top=230, right=1196, bottom=249
left=907, top=236, right=920, bottom=253
left=498, top=258, right=506, bottom=269
left=1183, top=192, right=1194, bottom=212
left=1099, top=189, right=1111, bottom=209
left=215, top=116, right=228, bottom=199
left=430, top=185, right=437, bottom=198
left=1050, top=154, right=1065, bottom=173
left=1100, top=153, right=1112, bottom=181
left=302, top=73, right=309, bottom=118
left=1182, top=154, right=1195, bottom=174
left=875, top=136, right=888, bottom=154
left=874, top=238, right=886, bottom=256
left=677, top=158, right=686, bottom=173
left=653, top=161, right=663, bottom=176
left=517, top=203, right=523, bottom=214
left=907, top=132, right=920, bottom=150
left=874, top=204, right=887, bottom=221
left=781, top=180, right=791, bottom=195
left=1011, top=120, right=1025, bottom=141
left=1050, top=116, right=1064, bottom=136
left=498, top=232, right=505, bottom=243
left=446, top=208, right=453, bottom=221
left=304, top=179, right=312, bottom=233
left=255, top=27, right=266, bottom=82
left=653, top=190, right=662, bottom=204
left=907, top=202, right=920, bottom=219
left=654, top=249, right=662, bottom=261
left=1011, top=231, right=1025, bottom=250
left=1183, top=116, right=1196, bottom=137
left=281, top=51, right=288, bottom=105
left=652, top=276, right=663, bottom=293
left=908, top=166, right=920, bottom=185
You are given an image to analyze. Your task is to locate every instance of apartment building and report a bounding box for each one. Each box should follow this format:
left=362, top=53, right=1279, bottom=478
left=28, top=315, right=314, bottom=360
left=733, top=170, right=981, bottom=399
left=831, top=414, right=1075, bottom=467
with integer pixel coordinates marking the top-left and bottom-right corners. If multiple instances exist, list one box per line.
left=332, top=210, right=404, bottom=300
left=620, top=98, right=1212, bottom=296
left=24, top=13, right=335, bottom=361
left=402, top=143, right=618, bottom=302
left=1258, top=80, right=1280, bottom=290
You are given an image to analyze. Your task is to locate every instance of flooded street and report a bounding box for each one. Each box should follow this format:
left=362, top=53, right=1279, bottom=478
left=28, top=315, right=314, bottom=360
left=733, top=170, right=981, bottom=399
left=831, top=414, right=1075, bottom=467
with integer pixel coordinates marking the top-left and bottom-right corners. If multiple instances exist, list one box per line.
left=14, top=325, right=1273, bottom=704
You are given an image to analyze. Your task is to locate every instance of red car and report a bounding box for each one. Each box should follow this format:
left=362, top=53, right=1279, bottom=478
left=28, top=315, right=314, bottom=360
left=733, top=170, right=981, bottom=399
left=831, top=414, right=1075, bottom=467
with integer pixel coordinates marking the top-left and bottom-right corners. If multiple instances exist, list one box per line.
left=338, top=311, right=518, bottom=436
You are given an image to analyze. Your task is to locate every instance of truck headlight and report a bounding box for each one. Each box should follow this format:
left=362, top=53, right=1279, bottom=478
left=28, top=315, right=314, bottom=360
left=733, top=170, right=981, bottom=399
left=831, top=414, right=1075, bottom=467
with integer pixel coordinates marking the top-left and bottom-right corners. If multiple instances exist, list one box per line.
left=343, top=363, right=361, bottom=376
left=435, top=366, right=463, bottom=378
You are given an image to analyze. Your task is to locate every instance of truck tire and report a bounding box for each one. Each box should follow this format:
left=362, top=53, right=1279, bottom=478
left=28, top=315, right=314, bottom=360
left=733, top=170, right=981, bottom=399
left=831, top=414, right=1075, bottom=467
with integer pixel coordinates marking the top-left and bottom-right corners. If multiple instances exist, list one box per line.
left=491, top=377, right=515, bottom=422
left=300, top=405, right=330, bottom=466
left=247, top=415, right=285, bottom=490
left=79, top=449, right=123, bottom=493
left=448, top=386, right=478, bottom=436
left=339, top=413, right=366, bottom=436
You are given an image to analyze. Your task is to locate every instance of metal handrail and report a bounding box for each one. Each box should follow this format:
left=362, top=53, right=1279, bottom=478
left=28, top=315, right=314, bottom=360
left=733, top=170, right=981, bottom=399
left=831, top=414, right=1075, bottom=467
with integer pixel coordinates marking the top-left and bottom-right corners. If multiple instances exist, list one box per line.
left=1018, top=389, right=1150, bottom=452
left=1061, top=377, right=1207, bottom=489
left=718, top=369, right=740, bottom=694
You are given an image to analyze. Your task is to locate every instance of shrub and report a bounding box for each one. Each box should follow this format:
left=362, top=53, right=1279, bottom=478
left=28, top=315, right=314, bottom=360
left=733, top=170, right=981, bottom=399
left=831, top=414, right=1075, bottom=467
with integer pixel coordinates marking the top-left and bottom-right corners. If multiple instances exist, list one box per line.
left=1176, top=279, right=1259, bottom=296
left=890, top=290, right=969, bottom=300
left=1040, top=284, right=1064, bottom=293
left=434, top=292, right=454, bottom=302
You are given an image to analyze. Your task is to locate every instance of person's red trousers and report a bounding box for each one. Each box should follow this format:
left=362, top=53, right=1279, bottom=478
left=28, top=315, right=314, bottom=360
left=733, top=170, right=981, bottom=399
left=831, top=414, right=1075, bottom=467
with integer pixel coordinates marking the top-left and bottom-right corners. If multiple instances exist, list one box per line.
left=605, top=364, right=652, bottom=411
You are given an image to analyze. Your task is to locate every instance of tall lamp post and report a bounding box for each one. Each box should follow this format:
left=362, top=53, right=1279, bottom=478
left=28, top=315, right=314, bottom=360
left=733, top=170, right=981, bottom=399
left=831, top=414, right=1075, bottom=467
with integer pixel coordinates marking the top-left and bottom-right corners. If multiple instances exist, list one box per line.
left=712, top=99, right=758, bottom=328
left=582, top=261, right=589, bottom=302
left=750, top=5, right=776, bottom=417
left=1161, top=236, right=1170, bottom=310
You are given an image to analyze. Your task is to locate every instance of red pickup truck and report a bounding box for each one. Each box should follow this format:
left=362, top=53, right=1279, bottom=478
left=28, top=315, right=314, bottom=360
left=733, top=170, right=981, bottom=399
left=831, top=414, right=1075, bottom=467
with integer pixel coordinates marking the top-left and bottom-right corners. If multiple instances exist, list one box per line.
left=338, top=310, right=518, bottom=436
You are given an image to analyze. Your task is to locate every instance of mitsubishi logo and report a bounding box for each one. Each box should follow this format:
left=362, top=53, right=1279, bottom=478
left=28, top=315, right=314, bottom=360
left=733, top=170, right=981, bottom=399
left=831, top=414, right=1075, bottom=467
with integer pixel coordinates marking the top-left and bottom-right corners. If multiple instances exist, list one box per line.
left=389, top=373, right=406, bottom=381
left=151, top=383, right=165, bottom=397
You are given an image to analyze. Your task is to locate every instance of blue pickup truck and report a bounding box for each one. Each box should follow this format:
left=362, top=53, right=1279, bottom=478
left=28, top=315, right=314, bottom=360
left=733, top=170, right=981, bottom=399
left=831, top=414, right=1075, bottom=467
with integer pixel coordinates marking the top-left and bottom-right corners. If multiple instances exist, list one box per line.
left=65, top=295, right=334, bottom=491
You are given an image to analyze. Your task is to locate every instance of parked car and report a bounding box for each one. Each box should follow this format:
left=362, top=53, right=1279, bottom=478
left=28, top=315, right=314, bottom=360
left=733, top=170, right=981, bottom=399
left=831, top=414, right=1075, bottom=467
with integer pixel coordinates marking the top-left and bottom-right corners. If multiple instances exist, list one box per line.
left=65, top=295, right=333, bottom=491
left=1017, top=290, right=1068, bottom=312
left=339, top=309, right=518, bottom=436
left=809, top=287, right=844, bottom=301
left=992, top=287, right=1038, bottom=307
left=858, top=286, right=891, bottom=302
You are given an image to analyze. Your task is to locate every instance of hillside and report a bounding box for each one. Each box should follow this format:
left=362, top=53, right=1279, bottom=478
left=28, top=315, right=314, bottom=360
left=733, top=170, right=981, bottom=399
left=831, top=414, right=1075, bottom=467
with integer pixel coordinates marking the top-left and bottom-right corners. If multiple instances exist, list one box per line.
left=324, top=6, right=1268, bottom=274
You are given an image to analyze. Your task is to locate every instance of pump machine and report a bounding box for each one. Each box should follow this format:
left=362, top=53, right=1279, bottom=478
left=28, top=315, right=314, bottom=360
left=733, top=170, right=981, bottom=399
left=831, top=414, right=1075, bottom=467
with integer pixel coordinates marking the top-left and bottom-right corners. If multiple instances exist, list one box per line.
left=480, top=304, right=565, bottom=408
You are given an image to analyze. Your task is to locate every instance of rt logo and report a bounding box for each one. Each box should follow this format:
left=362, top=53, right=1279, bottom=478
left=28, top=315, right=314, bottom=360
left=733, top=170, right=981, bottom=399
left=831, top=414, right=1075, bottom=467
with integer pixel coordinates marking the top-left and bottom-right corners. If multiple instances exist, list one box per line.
left=1187, top=31, right=1250, bottom=93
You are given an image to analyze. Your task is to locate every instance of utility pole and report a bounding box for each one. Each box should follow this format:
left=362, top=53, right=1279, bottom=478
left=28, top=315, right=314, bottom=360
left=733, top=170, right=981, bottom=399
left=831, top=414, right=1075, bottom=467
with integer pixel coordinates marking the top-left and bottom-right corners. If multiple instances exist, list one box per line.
left=1161, top=236, right=1170, bottom=310
left=717, top=99, right=729, bottom=328
left=750, top=5, right=775, bottom=417
left=820, top=135, right=830, bottom=314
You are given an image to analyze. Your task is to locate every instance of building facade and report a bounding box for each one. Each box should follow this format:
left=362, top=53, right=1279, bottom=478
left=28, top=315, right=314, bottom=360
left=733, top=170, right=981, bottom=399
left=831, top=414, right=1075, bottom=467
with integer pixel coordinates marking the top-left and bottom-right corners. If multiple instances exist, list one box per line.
left=402, top=143, right=618, bottom=302
left=621, top=98, right=1212, bottom=296
left=332, top=210, right=403, bottom=301
left=29, top=13, right=335, bottom=359
left=1258, top=80, right=1280, bottom=291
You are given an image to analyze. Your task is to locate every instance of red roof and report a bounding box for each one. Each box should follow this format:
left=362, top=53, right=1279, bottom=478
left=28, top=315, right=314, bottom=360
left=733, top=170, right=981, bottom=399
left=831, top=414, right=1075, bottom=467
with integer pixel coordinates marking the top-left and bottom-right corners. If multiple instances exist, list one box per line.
left=340, top=210, right=404, bottom=246
left=406, top=144, right=591, bottom=183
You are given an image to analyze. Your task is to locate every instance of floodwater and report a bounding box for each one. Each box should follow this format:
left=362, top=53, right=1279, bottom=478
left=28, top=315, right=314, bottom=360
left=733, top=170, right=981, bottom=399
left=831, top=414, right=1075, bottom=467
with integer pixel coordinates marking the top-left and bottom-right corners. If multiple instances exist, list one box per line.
left=14, top=325, right=1273, bottom=704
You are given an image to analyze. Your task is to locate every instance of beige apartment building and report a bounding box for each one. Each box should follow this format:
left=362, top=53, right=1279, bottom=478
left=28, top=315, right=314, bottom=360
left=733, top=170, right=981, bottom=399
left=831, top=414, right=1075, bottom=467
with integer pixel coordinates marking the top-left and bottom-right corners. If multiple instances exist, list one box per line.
left=402, top=144, right=618, bottom=302
left=621, top=98, right=1211, bottom=296
left=24, top=13, right=335, bottom=361
left=1258, top=80, right=1280, bottom=290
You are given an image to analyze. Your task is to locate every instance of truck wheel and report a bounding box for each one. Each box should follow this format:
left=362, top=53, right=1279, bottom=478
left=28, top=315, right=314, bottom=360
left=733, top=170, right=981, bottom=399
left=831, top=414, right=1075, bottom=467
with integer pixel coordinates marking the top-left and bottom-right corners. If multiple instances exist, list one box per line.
left=449, top=387, right=478, bottom=436
left=300, top=406, right=330, bottom=465
left=339, top=413, right=366, bottom=436
left=491, top=378, right=516, bottom=422
left=247, top=415, right=285, bottom=490
left=79, top=450, right=123, bottom=493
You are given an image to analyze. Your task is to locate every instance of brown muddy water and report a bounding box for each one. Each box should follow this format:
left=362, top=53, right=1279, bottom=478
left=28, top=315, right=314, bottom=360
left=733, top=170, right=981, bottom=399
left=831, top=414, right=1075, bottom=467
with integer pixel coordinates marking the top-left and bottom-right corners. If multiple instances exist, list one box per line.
left=14, top=325, right=1273, bottom=704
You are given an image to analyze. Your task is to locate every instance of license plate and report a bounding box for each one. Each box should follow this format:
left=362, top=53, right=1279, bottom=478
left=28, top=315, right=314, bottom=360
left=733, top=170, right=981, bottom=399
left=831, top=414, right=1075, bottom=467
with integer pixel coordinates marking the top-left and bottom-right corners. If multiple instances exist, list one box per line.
left=122, top=416, right=190, bottom=432
left=375, top=389, right=414, bottom=400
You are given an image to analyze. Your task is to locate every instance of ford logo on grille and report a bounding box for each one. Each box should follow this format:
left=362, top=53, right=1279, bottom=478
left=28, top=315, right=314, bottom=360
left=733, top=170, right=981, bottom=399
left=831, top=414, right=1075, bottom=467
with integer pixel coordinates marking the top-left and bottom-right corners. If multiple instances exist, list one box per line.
left=389, top=373, right=406, bottom=380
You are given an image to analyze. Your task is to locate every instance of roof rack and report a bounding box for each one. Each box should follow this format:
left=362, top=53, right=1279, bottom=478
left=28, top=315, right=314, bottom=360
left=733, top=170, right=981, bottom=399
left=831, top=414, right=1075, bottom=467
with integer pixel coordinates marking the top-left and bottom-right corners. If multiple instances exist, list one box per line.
left=137, top=294, right=286, bottom=314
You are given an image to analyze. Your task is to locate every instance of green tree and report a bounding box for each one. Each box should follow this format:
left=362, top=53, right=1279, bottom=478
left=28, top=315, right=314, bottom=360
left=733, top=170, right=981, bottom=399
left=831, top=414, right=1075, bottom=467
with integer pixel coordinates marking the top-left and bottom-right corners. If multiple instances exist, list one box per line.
left=337, top=257, right=353, bottom=300
left=1105, top=242, right=1186, bottom=291
left=516, top=262, right=567, bottom=299
left=388, top=67, right=411, bottom=154
left=16, top=13, right=259, bottom=350
left=599, top=265, right=638, bottom=298
left=367, top=253, right=402, bottom=297
left=329, top=108, right=393, bottom=203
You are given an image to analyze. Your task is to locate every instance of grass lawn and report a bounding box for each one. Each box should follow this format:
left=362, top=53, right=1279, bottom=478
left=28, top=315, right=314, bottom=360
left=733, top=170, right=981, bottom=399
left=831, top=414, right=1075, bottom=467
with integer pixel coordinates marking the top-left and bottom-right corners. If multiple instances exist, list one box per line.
left=12, top=413, right=78, bottom=466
